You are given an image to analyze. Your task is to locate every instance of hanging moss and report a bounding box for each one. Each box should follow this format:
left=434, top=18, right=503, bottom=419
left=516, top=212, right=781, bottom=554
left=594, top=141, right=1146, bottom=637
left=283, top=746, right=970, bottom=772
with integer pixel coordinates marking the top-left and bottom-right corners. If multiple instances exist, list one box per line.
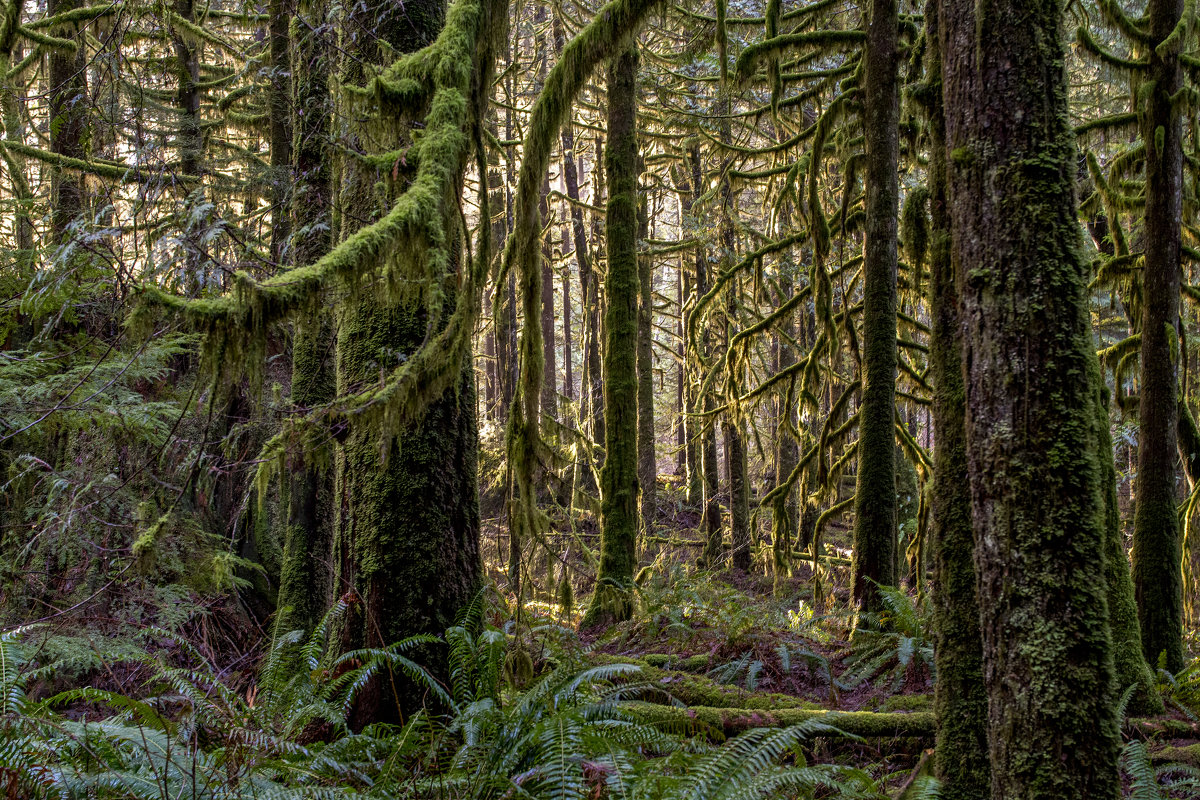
left=500, top=0, right=665, bottom=587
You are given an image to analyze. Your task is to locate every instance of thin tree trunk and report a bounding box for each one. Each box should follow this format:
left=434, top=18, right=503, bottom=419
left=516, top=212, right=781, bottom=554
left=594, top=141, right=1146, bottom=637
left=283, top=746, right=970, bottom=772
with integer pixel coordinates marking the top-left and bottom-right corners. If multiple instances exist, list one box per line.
left=637, top=173, right=657, bottom=540
left=267, top=0, right=292, bottom=264
left=583, top=43, right=640, bottom=629
left=851, top=0, right=899, bottom=611
left=1132, top=0, right=1185, bottom=674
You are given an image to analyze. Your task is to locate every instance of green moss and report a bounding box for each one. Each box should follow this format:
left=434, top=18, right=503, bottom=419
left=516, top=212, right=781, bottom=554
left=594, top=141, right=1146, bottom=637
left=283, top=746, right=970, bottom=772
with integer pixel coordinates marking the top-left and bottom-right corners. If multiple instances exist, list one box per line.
left=629, top=703, right=934, bottom=739
left=850, top=0, right=900, bottom=615
left=1152, top=742, right=1200, bottom=767
left=583, top=43, right=641, bottom=631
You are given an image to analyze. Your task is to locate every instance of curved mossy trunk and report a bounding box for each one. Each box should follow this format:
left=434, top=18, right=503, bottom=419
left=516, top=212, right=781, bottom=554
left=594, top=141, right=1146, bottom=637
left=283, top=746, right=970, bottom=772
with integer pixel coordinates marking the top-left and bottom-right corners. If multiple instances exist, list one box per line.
left=333, top=0, right=482, bottom=726
left=1132, top=0, right=1185, bottom=675
left=583, top=43, right=640, bottom=630
left=921, top=6, right=989, bottom=796
left=274, top=0, right=334, bottom=644
left=850, top=0, right=899, bottom=612
left=938, top=0, right=1123, bottom=791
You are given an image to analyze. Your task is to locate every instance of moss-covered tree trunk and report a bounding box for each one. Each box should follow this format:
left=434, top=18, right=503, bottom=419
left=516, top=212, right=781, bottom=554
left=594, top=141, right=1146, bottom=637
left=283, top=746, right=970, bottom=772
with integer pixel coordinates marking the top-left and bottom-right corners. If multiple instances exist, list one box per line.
left=938, top=0, right=1123, bottom=791
left=583, top=43, right=640, bottom=629
left=637, top=178, right=657, bottom=541
left=921, top=5, right=989, bottom=796
left=172, top=0, right=201, bottom=181
left=1132, top=0, right=1185, bottom=674
left=334, top=0, right=481, bottom=726
left=672, top=165, right=702, bottom=506
left=772, top=205, right=800, bottom=585
left=851, top=0, right=899, bottom=611
left=274, top=0, right=334, bottom=643
left=0, top=1, right=32, bottom=265
left=47, top=0, right=89, bottom=241
left=266, top=0, right=292, bottom=264
left=688, top=145, right=723, bottom=566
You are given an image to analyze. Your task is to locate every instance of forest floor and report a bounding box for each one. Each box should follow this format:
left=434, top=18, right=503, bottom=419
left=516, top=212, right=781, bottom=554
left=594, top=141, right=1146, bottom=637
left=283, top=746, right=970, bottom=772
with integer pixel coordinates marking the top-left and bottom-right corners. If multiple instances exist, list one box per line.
left=469, top=475, right=1200, bottom=792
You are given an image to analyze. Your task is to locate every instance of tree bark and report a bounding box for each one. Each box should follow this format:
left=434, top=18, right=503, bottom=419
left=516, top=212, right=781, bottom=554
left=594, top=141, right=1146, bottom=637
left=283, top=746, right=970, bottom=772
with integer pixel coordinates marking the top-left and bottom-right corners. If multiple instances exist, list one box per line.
left=275, top=0, right=334, bottom=644
left=583, top=43, right=640, bottom=629
left=921, top=5, right=989, bottom=796
left=1132, top=0, right=1185, bottom=674
left=938, top=0, right=1123, bottom=791
left=637, top=173, right=657, bottom=541
left=48, top=0, right=90, bottom=241
left=851, top=0, right=899, bottom=611
left=334, top=0, right=482, bottom=726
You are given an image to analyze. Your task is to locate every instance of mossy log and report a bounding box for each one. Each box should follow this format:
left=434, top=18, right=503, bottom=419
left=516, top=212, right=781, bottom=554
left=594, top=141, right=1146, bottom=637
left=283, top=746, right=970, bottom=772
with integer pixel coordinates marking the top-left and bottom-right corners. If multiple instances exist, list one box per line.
left=628, top=703, right=934, bottom=739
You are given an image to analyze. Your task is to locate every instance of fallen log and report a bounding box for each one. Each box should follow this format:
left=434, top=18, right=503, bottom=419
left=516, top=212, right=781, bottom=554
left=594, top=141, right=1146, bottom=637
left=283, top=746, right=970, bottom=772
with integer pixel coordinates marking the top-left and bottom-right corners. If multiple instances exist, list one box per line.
left=627, top=703, right=935, bottom=739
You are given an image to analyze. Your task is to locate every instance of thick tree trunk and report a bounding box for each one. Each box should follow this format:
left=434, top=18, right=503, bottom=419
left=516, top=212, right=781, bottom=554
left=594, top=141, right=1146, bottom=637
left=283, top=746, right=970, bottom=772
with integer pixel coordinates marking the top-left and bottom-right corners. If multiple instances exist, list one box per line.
left=938, top=0, right=1123, bottom=792
left=275, top=0, right=334, bottom=644
left=851, top=0, right=899, bottom=611
left=584, top=43, right=640, bottom=629
left=921, top=6, right=989, bottom=796
left=335, top=0, right=481, bottom=726
left=1132, top=0, right=1185, bottom=674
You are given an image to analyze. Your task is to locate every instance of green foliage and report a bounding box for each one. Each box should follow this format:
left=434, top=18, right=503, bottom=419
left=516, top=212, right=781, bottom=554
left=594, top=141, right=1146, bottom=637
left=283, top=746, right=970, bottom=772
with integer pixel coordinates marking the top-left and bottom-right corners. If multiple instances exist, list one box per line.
left=842, top=584, right=934, bottom=691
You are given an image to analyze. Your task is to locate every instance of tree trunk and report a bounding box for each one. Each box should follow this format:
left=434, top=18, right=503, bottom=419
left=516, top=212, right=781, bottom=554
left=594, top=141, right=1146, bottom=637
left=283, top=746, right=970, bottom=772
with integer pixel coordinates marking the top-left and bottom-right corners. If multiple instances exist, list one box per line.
left=688, top=145, right=722, bottom=566
left=48, top=0, right=89, bottom=241
left=1132, top=0, right=1185, bottom=674
left=334, top=0, right=481, bottom=727
left=851, top=0, right=899, bottom=611
left=267, top=0, right=292, bottom=264
left=938, top=0, right=1123, bottom=791
left=637, top=175, right=657, bottom=541
left=922, top=5, right=989, bottom=795
left=583, top=43, right=640, bottom=629
left=275, top=0, right=334, bottom=644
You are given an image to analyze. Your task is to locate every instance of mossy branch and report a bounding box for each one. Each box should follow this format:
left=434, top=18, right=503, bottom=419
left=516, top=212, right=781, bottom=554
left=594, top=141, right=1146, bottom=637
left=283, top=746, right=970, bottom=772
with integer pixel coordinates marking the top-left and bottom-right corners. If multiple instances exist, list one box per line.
left=735, top=31, right=866, bottom=82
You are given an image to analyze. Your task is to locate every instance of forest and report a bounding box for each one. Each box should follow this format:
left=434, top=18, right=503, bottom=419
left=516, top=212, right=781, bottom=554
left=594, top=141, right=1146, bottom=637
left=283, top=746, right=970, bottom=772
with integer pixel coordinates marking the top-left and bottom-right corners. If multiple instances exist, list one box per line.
left=4, top=0, right=1200, bottom=795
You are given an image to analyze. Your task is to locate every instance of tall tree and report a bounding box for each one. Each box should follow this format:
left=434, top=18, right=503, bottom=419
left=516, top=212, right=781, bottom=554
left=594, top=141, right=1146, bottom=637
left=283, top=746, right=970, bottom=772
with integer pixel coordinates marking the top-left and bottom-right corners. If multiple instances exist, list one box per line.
left=637, top=176, right=657, bottom=540
left=921, top=3, right=989, bottom=796
left=938, top=0, right=1123, bottom=793
left=274, top=0, right=335, bottom=644
left=47, top=0, right=90, bottom=240
left=850, top=0, right=899, bottom=611
left=1132, top=0, right=1185, bottom=674
left=583, top=42, right=640, bottom=628
left=328, top=0, right=495, bottom=725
